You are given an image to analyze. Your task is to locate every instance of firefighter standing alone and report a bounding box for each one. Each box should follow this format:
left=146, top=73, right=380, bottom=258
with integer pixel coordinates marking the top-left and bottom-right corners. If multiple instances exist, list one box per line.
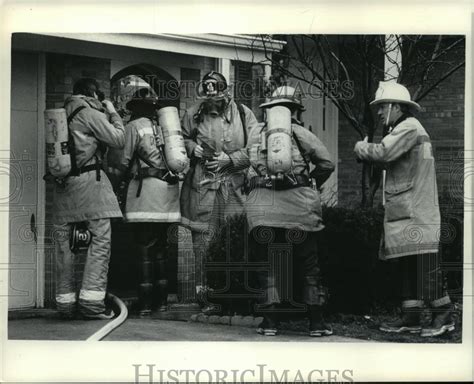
left=354, top=81, right=454, bottom=337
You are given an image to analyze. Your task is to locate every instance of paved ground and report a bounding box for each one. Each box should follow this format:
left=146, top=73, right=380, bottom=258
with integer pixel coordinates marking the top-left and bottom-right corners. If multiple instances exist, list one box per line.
left=8, top=317, right=107, bottom=341
left=8, top=317, right=369, bottom=342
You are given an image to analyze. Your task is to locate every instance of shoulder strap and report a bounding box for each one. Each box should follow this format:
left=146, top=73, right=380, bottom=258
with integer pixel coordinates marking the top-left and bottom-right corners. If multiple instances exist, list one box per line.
left=236, top=102, right=248, bottom=146
left=82, top=101, right=108, bottom=158
left=191, top=103, right=205, bottom=142
left=67, top=105, right=88, bottom=175
left=67, top=105, right=87, bottom=125
left=83, top=99, right=106, bottom=113
left=292, top=129, right=310, bottom=173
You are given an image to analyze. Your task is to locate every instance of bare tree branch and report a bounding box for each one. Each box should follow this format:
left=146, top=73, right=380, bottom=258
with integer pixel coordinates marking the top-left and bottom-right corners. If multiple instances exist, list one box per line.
left=415, top=61, right=465, bottom=102
left=412, top=35, right=442, bottom=100
left=253, top=34, right=464, bottom=206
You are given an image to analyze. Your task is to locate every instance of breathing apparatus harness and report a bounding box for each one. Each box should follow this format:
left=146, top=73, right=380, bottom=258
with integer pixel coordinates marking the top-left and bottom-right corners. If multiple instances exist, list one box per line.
left=67, top=104, right=104, bottom=182
left=125, top=115, right=179, bottom=201
left=244, top=119, right=316, bottom=194
left=43, top=98, right=107, bottom=186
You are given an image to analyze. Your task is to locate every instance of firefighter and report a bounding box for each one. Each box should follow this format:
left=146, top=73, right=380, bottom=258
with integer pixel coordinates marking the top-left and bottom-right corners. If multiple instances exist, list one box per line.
left=117, top=88, right=181, bottom=316
left=354, top=81, right=454, bottom=337
left=245, top=86, right=335, bottom=337
left=180, top=71, right=258, bottom=310
left=53, top=78, right=125, bottom=319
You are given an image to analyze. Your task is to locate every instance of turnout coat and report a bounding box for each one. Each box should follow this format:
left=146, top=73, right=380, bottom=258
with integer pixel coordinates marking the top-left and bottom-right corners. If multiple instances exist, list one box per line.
left=245, top=123, right=335, bottom=232
left=52, top=95, right=124, bottom=224
left=119, top=117, right=180, bottom=223
left=354, top=116, right=441, bottom=260
left=180, top=100, right=258, bottom=232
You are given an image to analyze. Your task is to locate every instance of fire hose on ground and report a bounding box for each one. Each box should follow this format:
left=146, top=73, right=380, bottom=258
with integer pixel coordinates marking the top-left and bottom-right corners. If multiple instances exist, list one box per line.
left=86, top=293, right=128, bottom=341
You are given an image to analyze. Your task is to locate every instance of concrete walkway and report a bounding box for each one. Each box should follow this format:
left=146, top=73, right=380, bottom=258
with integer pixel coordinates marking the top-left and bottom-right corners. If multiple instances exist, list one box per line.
left=8, top=317, right=370, bottom=342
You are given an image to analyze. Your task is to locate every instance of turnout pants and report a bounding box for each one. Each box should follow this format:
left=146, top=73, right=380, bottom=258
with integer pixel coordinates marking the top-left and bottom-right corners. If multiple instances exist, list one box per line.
left=134, top=223, right=173, bottom=311
left=55, top=218, right=112, bottom=315
left=249, top=226, right=327, bottom=311
left=399, top=253, right=451, bottom=311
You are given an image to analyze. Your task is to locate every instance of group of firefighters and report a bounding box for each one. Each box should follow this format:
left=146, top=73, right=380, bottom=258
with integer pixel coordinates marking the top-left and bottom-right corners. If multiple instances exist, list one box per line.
left=48, top=71, right=455, bottom=338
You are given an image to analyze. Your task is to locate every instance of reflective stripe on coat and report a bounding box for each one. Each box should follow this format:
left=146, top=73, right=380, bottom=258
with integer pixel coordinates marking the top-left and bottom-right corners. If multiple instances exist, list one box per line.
left=120, top=117, right=181, bottom=223
left=354, top=117, right=440, bottom=260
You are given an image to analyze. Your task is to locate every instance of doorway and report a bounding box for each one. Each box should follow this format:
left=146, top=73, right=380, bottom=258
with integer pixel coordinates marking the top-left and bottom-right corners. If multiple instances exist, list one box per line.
left=8, top=51, right=46, bottom=309
left=107, top=63, right=180, bottom=303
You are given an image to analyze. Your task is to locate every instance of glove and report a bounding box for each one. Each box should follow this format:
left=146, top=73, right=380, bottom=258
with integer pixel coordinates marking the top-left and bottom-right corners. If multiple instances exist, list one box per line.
left=205, top=152, right=231, bottom=172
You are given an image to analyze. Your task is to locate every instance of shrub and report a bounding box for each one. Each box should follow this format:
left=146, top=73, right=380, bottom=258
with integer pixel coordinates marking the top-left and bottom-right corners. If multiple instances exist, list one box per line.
left=206, top=214, right=257, bottom=315
left=204, top=203, right=463, bottom=316
left=319, top=205, right=387, bottom=314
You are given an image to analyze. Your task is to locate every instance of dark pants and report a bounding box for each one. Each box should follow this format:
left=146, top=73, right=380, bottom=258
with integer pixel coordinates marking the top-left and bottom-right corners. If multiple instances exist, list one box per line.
left=134, top=223, right=173, bottom=309
left=399, top=253, right=451, bottom=309
left=249, top=226, right=327, bottom=311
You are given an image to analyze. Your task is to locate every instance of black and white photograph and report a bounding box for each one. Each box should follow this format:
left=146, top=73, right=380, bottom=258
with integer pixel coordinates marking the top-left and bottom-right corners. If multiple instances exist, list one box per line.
left=1, top=2, right=473, bottom=383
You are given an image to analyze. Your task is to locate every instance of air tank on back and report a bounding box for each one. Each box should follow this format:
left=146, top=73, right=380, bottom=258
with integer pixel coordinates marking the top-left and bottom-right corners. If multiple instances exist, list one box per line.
left=44, top=108, right=72, bottom=177
left=157, top=106, right=189, bottom=173
left=266, top=105, right=292, bottom=179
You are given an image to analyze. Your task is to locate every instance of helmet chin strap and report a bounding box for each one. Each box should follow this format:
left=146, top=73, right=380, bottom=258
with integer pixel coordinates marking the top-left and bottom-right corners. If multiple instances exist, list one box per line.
left=385, top=103, right=392, bottom=127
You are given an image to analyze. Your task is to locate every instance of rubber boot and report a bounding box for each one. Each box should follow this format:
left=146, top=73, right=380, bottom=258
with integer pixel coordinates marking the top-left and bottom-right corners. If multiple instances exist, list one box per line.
left=308, top=305, right=333, bottom=337
left=83, top=307, right=115, bottom=320
left=379, top=300, right=422, bottom=333
left=155, top=246, right=169, bottom=311
left=137, top=245, right=153, bottom=317
left=156, top=279, right=169, bottom=312
left=256, top=305, right=279, bottom=336
left=421, top=299, right=455, bottom=337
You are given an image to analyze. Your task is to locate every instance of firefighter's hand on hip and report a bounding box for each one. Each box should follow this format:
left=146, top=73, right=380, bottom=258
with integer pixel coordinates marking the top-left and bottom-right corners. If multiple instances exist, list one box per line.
left=205, top=152, right=231, bottom=172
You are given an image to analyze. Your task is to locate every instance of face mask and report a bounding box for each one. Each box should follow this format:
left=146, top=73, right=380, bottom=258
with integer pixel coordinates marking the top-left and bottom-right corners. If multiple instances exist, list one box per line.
left=203, top=99, right=226, bottom=117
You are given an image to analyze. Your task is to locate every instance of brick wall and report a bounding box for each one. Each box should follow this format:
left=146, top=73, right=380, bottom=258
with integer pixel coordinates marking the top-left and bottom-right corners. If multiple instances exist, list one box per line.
left=179, top=67, right=201, bottom=118
left=337, top=118, right=366, bottom=207
left=334, top=35, right=383, bottom=207
left=421, top=69, right=465, bottom=216
left=232, top=60, right=265, bottom=121
left=44, top=53, right=111, bottom=307
left=202, top=57, right=216, bottom=82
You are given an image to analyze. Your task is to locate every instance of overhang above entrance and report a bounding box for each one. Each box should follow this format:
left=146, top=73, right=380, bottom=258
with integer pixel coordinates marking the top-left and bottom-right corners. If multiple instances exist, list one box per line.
left=38, top=33, right=286, bottom=63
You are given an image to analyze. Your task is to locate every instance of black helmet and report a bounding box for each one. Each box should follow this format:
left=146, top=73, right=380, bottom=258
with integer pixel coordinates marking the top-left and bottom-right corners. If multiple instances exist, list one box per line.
left=199, top=71, right=229, bottom=99
left=125, top=88, right=159, bottom=111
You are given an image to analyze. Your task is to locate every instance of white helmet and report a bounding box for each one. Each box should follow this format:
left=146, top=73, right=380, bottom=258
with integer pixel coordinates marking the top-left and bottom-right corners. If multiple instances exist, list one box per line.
left=260, top=85, right=305, bottom=110
left=370, top=81, right=421, bottom=112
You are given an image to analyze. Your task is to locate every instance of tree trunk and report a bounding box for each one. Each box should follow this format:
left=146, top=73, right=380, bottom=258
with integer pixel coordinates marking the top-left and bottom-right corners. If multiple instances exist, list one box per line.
left=360, top=109, right=380, bottom=208
left=361, top=162, right=370, bottom=208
